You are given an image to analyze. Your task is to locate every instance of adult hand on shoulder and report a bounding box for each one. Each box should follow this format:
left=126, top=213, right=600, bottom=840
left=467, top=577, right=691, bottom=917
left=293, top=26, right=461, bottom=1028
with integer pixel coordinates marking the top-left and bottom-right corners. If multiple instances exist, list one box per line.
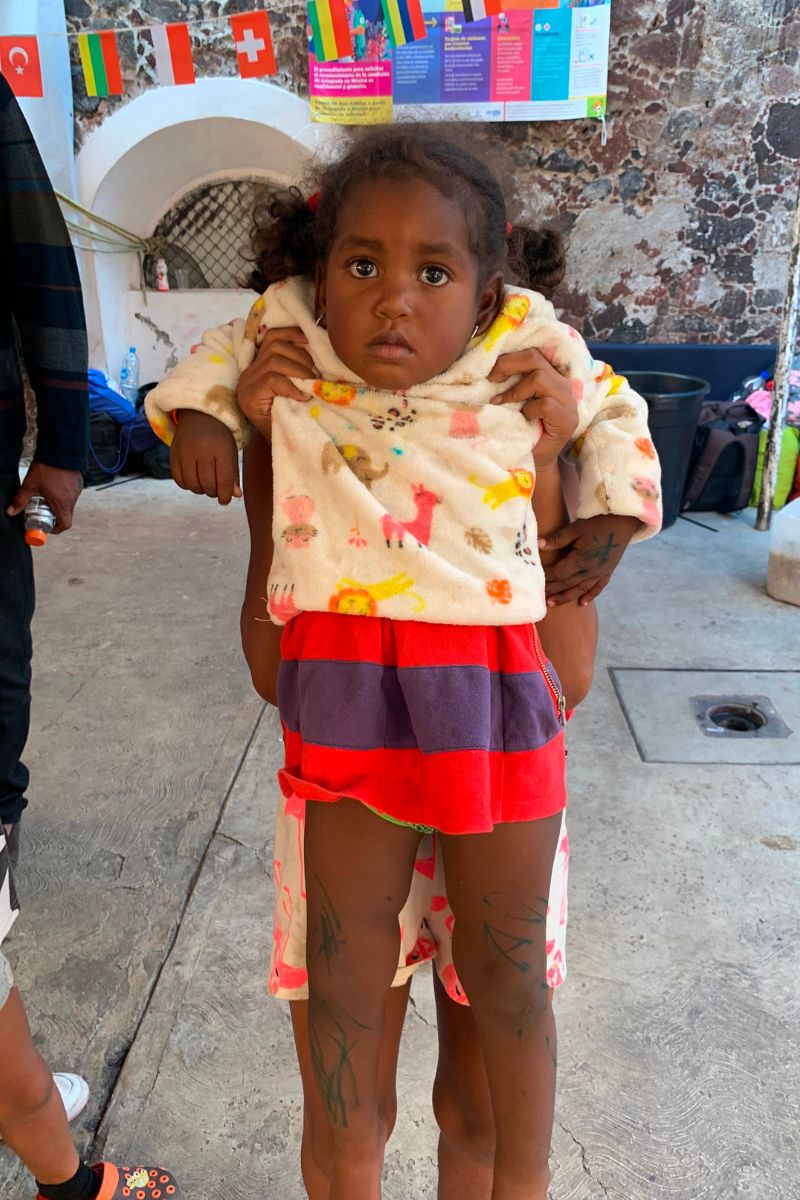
left=238, top=327, right=317, bottom=436
left=6, top=462, right=83, bottom=533
left=540, top=514, right=642, bottom=606
left=170, top=410, right=241, bottom=505
left=489, top=348, right=579, bottom=467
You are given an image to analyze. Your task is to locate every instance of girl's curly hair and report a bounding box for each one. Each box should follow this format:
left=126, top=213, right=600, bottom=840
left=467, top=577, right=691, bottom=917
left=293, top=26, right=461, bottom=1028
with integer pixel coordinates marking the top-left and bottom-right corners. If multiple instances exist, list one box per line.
left=245, top=123, right=566, bottom=298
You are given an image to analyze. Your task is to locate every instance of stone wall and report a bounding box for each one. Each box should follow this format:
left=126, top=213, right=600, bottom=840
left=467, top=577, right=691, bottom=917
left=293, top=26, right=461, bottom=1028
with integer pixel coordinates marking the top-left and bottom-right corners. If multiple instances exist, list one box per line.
left=66, top=0, right=800, bottom=344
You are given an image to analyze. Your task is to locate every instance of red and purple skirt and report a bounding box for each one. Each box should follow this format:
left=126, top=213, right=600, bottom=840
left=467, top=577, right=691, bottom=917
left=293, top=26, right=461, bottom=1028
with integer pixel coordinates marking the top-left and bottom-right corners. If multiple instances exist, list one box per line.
left=278, top=612, right=566, bottom=836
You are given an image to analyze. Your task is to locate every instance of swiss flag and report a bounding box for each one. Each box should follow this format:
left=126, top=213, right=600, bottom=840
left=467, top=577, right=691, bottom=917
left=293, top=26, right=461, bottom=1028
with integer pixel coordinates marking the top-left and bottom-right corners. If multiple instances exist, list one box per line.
left=230, top=11, right=276, bottom=78
left=0, top=35, right=44, bottom=98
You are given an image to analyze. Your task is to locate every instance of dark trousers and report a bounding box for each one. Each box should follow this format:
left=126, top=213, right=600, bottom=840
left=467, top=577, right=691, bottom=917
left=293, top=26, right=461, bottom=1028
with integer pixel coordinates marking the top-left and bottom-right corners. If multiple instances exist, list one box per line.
left=0, top=471, right=34, bottom=826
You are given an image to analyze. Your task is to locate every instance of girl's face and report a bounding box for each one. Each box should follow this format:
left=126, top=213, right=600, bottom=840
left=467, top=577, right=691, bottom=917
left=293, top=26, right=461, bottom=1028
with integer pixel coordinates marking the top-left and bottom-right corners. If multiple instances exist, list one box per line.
left=317, top=176, right=503, bottom=390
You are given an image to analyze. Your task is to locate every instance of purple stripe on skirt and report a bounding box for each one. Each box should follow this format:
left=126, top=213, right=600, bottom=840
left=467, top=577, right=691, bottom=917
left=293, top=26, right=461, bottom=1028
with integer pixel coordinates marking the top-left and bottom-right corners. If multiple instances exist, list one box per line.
left=278, top=659, right=561, bottom=754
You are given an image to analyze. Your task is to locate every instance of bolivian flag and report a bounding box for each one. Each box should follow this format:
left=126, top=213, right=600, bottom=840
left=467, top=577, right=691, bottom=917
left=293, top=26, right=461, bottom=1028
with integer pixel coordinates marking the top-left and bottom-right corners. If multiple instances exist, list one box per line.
left=77, top=30, right=123, bottom=97
left=380, top=0, right=427, bottom=48
left=308, top=0, right=353, bottom=62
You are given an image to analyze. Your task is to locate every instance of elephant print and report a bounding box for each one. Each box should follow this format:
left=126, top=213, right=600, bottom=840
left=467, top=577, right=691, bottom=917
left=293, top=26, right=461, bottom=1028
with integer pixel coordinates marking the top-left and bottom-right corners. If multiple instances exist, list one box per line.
left=321, top=441, right=389, bottom=490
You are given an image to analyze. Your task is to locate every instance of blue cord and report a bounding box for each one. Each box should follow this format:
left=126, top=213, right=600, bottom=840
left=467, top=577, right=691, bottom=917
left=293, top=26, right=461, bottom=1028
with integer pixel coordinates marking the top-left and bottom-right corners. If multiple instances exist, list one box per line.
left=88, top=418, right=136, bottom=477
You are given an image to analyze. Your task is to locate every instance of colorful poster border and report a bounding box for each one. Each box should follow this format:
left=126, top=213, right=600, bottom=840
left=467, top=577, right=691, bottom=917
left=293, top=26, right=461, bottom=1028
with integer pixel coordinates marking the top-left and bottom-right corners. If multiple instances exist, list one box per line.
left=308, top=0, right=611, bottom=125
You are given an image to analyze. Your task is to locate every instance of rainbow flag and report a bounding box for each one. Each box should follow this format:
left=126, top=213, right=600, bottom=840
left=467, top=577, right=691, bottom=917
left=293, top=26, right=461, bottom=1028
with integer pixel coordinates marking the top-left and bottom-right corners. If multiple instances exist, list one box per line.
left=380, top=0, right=427, bottom=47
left=77, top=30, right=123, bottom=97
left=308, top=0, right=353, bottom=62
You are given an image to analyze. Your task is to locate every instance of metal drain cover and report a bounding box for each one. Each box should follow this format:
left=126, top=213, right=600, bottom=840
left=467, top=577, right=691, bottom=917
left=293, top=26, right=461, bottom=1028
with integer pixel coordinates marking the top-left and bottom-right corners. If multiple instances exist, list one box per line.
left=691, top=694, right=791, bottom=740
left=610, top=669, right=800, bottom=764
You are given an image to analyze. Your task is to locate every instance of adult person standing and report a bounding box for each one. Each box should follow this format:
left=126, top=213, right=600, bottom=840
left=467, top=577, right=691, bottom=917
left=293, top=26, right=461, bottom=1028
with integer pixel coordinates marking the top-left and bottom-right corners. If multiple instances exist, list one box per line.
left=0, top=72, right=88, bottom=860
left=0, top=77, right=183, bottom=1197
left=0, top=64, right=90, bottom=1127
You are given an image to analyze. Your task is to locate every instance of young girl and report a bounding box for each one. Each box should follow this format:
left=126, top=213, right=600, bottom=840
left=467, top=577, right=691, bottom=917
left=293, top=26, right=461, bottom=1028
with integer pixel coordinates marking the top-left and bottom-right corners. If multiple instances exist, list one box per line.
left=148, top=125, right=661, bottom=1199
left=244, top=421, right=598, bottom=1200
left=172, top=378, right=601, bottom=1200
left=238, top=423, right=596, bottom=1200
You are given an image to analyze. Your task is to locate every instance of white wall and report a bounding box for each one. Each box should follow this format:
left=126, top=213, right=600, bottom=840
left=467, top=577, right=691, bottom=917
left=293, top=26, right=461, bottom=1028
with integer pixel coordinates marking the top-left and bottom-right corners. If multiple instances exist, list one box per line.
left=76, top=77, right=334, bottom=377
left=124, top=288, right=253, bottom=384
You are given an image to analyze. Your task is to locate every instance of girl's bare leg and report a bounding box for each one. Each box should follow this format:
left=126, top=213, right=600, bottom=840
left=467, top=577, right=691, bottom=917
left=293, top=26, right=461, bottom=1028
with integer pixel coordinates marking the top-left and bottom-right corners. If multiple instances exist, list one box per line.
left=290, top=985, right=411, bottom=1200
left=432, top=971, right=495, bottom=1200
left=440, top=814, right=562, bottom=1200
left=304, top=799, right=420, bottom=1200
left=0, top=987, right=81, bottom=1186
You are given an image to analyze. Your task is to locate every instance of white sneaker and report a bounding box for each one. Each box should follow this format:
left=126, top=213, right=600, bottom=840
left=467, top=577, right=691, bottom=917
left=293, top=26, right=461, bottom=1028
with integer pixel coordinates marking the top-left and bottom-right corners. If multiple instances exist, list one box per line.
left=54, top=1072, right=90, bottom=1123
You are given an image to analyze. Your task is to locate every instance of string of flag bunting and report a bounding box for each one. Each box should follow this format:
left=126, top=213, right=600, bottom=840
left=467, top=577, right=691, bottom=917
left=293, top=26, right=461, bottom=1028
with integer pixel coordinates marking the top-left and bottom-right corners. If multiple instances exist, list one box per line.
left=307, top=0, right=427, bottom=62
left=0, top=0, right=541, bottom=101
left=0, top=8, right=279, bottom=99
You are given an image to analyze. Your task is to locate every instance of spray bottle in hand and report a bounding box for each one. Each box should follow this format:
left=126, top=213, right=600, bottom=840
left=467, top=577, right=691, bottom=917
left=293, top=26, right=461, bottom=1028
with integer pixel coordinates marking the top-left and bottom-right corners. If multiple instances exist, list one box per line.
left=24, top=496, right=56, bottom=546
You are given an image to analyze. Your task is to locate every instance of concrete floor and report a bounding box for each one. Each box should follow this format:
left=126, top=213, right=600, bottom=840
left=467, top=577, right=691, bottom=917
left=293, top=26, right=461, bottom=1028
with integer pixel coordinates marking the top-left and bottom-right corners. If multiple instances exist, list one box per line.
left=1, top=479, right=798, bottom=1199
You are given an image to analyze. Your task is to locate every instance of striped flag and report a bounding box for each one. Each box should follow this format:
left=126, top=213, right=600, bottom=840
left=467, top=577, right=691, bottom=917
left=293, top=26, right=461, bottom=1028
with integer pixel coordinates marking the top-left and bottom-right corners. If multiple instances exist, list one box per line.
left=461, top=0, right=502, bottom=22
left=77, top=30, right=123, bottom=97
left=308, top=0, right=353, bottom=62
left=150, top=23, right=196, bottom=86
left=380, top=0, right=427, bottom=48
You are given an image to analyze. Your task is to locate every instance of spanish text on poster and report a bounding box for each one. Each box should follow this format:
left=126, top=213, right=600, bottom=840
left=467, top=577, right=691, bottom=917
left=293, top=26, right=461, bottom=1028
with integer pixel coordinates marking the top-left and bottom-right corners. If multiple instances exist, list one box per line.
left=308, top=0, right=611, bottom=124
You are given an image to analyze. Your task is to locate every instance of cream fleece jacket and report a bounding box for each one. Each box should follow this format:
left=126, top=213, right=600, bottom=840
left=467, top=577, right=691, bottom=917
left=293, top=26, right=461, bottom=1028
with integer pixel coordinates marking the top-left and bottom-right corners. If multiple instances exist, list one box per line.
left=147, top=279, right=661, bottom=625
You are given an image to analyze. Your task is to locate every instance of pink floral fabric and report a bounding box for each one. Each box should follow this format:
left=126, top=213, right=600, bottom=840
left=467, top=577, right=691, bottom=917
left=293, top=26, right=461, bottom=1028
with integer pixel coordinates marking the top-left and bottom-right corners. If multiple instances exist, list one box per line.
left=268, top=792, right=569, bottom=1003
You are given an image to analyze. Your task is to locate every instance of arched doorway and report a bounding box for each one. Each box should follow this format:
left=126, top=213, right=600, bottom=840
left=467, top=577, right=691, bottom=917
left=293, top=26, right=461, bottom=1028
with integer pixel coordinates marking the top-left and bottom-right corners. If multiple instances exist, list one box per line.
left=76, top=77, right=333, bottom=380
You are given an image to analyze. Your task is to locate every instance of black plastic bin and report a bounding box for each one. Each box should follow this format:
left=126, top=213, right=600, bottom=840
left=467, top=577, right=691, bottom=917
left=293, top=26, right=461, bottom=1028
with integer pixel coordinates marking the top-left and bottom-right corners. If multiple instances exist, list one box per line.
left=588, top=343, right=775, bottom=404
left=624, top=372, right=710, bottom=529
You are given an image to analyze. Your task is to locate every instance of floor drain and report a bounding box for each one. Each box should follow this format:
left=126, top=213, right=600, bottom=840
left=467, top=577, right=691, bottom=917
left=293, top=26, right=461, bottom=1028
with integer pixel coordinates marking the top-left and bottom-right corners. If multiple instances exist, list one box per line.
left=691, top=694, right=791, bottom=740
left=707, top=703, right=767, bottom=733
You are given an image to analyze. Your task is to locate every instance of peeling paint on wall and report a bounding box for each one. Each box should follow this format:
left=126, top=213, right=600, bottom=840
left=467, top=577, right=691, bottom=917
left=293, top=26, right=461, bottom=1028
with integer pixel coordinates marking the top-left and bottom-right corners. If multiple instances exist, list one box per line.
left=133, top=312, right=178, bottom=371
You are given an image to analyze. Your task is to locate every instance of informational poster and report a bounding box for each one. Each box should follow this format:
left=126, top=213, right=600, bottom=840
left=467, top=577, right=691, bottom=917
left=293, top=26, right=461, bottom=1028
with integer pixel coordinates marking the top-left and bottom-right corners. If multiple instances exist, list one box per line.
left=308, top=0, right=393, bottom=124
left=309, top=0, right=610, bottom=124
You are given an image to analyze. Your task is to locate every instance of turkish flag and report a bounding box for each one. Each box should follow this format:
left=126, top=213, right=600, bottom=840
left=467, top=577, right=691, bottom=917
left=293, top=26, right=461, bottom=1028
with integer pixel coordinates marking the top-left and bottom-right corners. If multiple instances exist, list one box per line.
left=0, top=36, right=44, bottom=98
left=230, top=11, right=276, bottom=78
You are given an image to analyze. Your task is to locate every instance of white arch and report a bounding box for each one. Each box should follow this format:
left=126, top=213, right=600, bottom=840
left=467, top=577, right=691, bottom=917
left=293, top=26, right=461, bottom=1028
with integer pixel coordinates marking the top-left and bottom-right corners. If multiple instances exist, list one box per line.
left=75, top=78, right=335, bottom=377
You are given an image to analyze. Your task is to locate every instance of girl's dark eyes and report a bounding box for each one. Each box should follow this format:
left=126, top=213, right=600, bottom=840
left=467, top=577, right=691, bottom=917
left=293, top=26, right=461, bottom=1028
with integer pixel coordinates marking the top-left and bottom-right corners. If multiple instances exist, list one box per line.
left=349, top=258, right=378, bottom=278
left=420, top=265, right=450, bottom=287
left=345, top=260, right=451, bottom=286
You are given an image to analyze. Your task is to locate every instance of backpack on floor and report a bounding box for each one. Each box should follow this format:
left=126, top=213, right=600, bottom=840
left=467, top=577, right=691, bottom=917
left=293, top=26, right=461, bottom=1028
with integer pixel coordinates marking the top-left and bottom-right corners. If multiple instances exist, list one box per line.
left=682, top=401, right=764, bottom=514
left=84, top=412, right=127, bottom=486
left=134, top=384, right=172, bottom=479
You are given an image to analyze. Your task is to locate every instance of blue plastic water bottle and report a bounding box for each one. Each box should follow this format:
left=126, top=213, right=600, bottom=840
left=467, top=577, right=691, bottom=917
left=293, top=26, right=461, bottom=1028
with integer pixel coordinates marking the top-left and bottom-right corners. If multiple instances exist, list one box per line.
left=120, top=346, right=141, bottom=407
